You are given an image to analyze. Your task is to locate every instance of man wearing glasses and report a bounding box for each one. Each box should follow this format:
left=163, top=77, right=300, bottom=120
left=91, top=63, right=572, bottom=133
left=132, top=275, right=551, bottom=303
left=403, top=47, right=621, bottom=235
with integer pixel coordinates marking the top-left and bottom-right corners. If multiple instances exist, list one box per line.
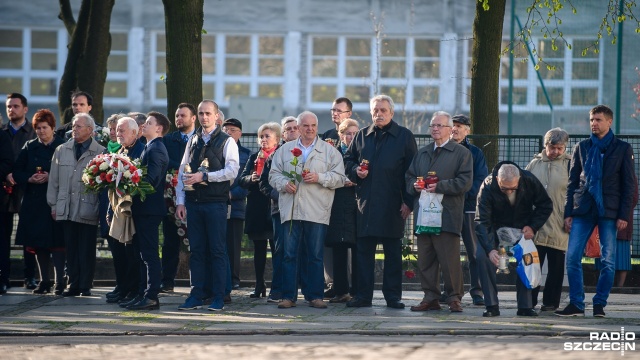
left=474, top=163, right=552, bottom=317
left=321, top=97, right=352, bottom=299
left=405, top=111, right=473, bottom=313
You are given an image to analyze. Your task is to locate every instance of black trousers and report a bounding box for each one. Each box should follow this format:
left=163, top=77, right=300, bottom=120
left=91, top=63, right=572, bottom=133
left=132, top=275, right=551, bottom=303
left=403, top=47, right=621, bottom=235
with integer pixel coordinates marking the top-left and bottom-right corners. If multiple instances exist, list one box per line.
left=2, top=213, right=37, bottom=281
left=331, top=243, right=357, bottom=296
left=476, top=244, right=532, bottom=309
left=161, top=214, right=180, bottom=287
left=63, top=221, right=97, bottom=291
left=355, top=237, right=402, bottom=303
left=531, top=245, right=565, bottom=308
left=226, top=218, right=244, bottom=286
left=108, top=235, right=140, bottom=295
left=134, top=215, right=163, bottom=300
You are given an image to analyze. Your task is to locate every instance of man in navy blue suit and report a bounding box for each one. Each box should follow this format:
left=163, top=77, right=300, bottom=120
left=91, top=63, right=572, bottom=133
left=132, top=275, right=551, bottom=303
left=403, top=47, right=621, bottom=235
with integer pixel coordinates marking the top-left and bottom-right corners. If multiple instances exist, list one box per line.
left=160, top=103, right=197, bottom=293
left=126, top=112, right=170, bottom=310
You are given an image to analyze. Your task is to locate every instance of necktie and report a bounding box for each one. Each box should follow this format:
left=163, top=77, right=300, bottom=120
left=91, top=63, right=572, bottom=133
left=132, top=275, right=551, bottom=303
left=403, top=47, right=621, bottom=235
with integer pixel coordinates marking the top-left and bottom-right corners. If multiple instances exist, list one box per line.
left=435, top=147, right=442, bottom=156
left=75, top=143, right=83, bottom=160
left=182, top=134, right=188, bottom=143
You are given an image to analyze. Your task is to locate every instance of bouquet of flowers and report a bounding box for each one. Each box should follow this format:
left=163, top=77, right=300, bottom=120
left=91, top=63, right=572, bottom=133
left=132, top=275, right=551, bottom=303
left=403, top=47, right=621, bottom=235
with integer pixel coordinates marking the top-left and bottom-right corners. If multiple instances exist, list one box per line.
left=82, top=153, right=155, bottom=201
left=165, top=169, right=189, bottom=251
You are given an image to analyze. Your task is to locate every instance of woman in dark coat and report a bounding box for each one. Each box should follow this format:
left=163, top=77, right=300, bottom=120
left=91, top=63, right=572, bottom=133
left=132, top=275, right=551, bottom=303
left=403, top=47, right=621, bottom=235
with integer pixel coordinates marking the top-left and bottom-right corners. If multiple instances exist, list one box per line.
left=239, top=122, right=280, bottom=298
left=325, top=119, right=359, bottom=303
left=13, top=109, right=65, bottom=294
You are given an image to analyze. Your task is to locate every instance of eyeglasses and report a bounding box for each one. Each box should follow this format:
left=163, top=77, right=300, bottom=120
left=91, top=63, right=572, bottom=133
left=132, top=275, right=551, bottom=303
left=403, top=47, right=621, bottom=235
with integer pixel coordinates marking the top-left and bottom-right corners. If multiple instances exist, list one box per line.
left=429, top=124, right=451, bottom=129
left=499, top=186, right=518, bottom=192
left=330, top=109, right=351, bottom=114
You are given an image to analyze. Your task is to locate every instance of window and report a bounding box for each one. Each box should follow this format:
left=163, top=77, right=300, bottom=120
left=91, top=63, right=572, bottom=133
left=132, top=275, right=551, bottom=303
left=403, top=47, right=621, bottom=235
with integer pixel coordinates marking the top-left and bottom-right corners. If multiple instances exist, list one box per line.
left=152, top=33, right=286, bottom=106
left=464, top=37, right=602, bottom=111
left=105, top=32, right=128, bottom=99
left=308, top=36, right=443, bottom=110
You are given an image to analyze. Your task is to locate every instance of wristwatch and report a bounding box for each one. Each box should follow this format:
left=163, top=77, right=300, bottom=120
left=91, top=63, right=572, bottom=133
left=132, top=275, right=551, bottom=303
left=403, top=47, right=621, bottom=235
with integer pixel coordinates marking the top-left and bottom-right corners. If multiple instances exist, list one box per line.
left=201, top=171, right=208, bottom=182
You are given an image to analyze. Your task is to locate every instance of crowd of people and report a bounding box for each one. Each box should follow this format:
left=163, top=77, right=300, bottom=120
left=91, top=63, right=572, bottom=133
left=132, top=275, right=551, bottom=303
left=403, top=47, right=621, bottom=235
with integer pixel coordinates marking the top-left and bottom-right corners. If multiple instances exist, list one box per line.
left=0, top=91, right=636, bottom=318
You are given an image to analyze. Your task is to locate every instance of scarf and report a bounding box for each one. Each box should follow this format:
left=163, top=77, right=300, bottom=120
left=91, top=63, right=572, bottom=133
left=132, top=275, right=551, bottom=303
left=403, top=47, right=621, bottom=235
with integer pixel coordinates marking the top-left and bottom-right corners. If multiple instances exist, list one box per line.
left=107, top=140, right=122, bottom=154
left=584, top=129, right=614, bottom=216
left=255, top=147, right=276, bottom=175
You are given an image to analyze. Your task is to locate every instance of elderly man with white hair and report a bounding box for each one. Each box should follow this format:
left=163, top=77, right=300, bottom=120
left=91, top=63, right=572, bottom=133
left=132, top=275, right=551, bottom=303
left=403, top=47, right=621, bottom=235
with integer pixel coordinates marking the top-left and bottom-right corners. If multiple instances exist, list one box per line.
left=47, top=112, right=105, bottom=297
left=269, top=111, right=346, bottom=309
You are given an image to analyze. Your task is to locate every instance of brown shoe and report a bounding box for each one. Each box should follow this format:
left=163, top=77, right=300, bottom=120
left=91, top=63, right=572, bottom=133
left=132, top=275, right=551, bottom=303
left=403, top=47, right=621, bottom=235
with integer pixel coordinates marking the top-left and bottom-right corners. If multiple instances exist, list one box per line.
left=410, top=299, right=442, bottom=311
left=448, top=301, right=463, bottom=312
left=278, top=299, right=297, bottom=309
left=309, top=299, right=328, bottom=309
left=329, top=294, right=352, bottom=303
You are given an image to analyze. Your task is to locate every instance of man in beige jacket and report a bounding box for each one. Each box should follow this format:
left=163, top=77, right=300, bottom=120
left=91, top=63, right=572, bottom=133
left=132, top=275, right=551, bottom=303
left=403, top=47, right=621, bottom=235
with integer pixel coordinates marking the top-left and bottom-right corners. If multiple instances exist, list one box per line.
left=47, top=113, right=104, bottom=297
left=269, top=111, right=345, bottom=309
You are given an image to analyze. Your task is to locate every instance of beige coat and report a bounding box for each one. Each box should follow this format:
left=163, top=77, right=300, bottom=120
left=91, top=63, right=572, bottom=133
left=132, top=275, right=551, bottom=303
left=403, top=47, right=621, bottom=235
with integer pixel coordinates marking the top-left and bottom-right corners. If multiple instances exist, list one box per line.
left=269, top=137, right=345, bottom=225
left=525, top=151, right=571, bottom=251
left=47, top=138, right=105, bottom=225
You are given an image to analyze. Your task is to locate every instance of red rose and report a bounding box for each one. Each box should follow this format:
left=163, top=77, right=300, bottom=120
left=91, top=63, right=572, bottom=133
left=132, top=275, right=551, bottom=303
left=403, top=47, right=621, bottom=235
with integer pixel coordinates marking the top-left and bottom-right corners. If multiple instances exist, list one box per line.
left=131, top=172, right=140, bottom=184
left=106, top=173, right=113, bottom=183
left=171, top=175, right=178, bottom=187
left=404, top=270, right=416, bottom=279
left=291, top=148, right=302, bottom=157
left=129, top=166, right=137, bottom=173
left=92, top=166, right=99, bottom=175
left=99, top=173, right=107, bottom=181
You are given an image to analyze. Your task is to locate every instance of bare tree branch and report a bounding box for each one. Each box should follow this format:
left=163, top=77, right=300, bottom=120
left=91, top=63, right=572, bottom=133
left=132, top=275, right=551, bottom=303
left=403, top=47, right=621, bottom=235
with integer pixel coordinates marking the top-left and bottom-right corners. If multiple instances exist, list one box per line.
left=58, top=0, right=76, bottom=36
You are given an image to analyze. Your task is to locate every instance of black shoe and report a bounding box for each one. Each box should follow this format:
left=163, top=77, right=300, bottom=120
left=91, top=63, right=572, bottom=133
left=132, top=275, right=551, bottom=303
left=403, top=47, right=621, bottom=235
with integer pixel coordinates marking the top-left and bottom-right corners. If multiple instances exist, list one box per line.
left=472, top=295, right=485, bottom=306
left=554, top=303, right=585, bottom=317
left=346, top=298, right=372, bottom=308
left=32, top=281, right=52, bottom=294
left=323, top=288, right=336, bottom=299
left=249, top=284, right=266, bottom=298
left=79, top=290, right=92, bottom=296
left=118, top=292, right=137, bottom=304
left=106, top=286, right=121, bottom=298
left=0, top=283, right=7, bottom=294
left=106, top=294, right=125, bottom=303
left=517, top=308, right=538, bottom=317
left=160, top=284, right=174, bottom=293
left=439, top=291, right=448, bottom=303
left=127, top=297, right=160, bottom=310
left=62, top=289, right=80, bottom=297
left=386, top=301, right=405, bottom=309
left=119, top=295, right=143, bottom=308
left=540, top=304, right=558, bottom=311
left=593, top=304, right=605, bottom=317
left=224, top=294, right=232, bottom=304
left=53, top=278, right=67, bottom=296
left=24, top=278, right=37, bottom=290
left=482, top=306, right=500, bottom=317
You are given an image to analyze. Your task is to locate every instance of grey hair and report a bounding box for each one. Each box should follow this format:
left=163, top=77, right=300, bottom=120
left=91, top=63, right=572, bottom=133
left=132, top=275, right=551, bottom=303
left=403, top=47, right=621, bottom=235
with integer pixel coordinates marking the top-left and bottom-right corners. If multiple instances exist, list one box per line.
left=106, top=113, right=125, bottom=127
left=72, top=112, right=96, bottom=130
left=430, top=111, right=453, bottom=127
left=281, top=116, right=297, bottom=128
left=497, top=164, right=520, bottom=182
left=127, top=112, right=147, bottom=126
left=297, top=111, right=318, bottom=125
left=338, top=118, right=360, bottom=135
left=370, top=94, right=395, bottom=112
left=256, top=122, right=282, bottom=144
left=544, top=127, right=569, bottom=146
left=117, top=116, right=139, bottom=133
left=218, top=110, right=225, bottom=122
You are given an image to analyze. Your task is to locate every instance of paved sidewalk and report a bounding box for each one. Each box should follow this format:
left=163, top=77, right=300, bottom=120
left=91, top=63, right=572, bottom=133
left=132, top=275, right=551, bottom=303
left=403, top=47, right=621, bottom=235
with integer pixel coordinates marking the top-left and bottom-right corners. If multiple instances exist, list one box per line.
left=1, top=286, right=638, bottom=336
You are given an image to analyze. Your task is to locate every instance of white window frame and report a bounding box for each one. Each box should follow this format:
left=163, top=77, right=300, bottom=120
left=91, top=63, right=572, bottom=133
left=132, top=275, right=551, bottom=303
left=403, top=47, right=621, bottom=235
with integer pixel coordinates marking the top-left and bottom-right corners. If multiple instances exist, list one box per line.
left=461, top=36, right=603, bottom=112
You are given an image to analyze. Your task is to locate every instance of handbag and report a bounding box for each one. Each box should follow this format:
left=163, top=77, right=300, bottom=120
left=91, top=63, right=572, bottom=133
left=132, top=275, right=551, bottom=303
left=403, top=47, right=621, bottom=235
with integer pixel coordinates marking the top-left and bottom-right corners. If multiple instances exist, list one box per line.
left=584, top=226, right=601, bottom=258
left=415, top=191, right=444, bottom=235
left=512, top=236, right=542, bottom=289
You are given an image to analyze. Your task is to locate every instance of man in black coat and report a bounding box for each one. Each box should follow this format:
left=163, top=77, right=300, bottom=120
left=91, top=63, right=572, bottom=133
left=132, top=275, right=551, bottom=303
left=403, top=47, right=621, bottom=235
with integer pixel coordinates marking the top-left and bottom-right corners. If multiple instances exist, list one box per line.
left=0, top=130, right=14, bottom=294
left=344, top=95, right=417, bottom=309
left=160, top=103, right=197, bottom=293
left=3, top=92, right=37, bottom=290
left=556, top=105, right=636, bottom=318
left=475, top=162, right=552, bottom=317
left=126, top=112, right=170, bottom=310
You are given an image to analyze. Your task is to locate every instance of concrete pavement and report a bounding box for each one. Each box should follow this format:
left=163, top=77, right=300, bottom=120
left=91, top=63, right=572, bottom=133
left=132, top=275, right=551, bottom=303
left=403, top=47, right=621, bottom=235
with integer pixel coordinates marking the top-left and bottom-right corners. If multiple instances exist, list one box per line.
left=1, top=285, right=638, bottom=337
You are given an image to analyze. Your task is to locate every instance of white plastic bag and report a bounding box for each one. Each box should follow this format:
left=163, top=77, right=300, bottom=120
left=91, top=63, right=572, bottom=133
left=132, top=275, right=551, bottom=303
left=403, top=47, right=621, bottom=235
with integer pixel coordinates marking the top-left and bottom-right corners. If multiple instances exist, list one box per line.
left=512, top=236, right=541, bottom=289
left=415, top=191, right=444, bottom=235
left=496, top=227, right=522, bottom=246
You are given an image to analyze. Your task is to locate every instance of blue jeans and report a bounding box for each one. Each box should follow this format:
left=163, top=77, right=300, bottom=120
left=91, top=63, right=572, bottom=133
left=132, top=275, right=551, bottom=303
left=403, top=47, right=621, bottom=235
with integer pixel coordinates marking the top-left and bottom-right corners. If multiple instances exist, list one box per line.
left=566, top=216, right=617, bottom=310
left=186, top=200, right=228, bottom=302
left=269, top=214, right=284, bottom=299
left=281, top=220, right=327, bottom=302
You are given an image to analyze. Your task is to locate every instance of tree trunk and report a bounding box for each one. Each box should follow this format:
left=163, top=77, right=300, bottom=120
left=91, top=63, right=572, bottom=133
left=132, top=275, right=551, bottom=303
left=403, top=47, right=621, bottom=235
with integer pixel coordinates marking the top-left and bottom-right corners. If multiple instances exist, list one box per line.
left=162, top=0, right=204, bottom=129
left=470, top=0, right=506, bottom=170
left=58, top=0, right=114, bottom=125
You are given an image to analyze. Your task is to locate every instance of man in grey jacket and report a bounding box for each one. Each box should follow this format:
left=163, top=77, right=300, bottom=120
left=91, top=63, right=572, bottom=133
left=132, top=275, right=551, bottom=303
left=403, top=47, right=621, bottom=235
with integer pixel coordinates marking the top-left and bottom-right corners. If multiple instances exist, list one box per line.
left=406, top=111, right=473, bottom=313
left=47, top=113, right=105, bottom=297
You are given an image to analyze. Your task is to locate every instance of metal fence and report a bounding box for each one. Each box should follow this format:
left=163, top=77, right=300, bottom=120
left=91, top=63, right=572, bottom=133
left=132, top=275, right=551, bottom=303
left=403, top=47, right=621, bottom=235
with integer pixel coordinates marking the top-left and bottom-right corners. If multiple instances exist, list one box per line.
left=242, top=133, right=640, bottom=257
